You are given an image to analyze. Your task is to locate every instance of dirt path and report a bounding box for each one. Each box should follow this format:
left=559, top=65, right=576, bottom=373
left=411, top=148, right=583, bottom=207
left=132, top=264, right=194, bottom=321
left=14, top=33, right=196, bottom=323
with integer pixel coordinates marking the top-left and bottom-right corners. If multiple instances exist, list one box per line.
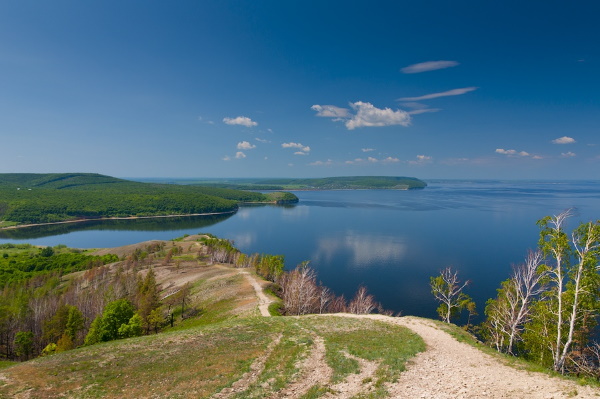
left=270, top=334, right=332, bottom=399
left=241, top=272, right=272, bottom=317
left=212, top=334, right=283, bottom=399
left=338, top=314, right=599, bottom=399
left=231, top=276, right=599, bottom=398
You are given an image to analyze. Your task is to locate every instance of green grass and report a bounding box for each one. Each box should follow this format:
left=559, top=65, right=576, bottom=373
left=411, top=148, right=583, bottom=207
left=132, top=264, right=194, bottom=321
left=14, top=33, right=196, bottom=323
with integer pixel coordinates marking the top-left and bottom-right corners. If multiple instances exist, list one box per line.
left=0, top=316, right=424, bottom=399
left=0, top=360, right=17, bottom=370
left=301, top=316, right=425, bottom=398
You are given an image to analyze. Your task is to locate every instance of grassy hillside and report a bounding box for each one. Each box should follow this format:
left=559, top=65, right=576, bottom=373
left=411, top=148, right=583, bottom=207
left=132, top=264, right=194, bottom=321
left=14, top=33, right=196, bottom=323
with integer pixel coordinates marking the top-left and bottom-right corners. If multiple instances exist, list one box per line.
left=0, top=236, right=424, bottom=398
left=0, top=173, right=298, bottom=226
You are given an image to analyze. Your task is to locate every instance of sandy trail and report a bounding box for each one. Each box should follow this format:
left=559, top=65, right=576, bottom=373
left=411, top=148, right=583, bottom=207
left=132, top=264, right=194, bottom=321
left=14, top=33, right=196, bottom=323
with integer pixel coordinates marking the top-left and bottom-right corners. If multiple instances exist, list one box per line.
left=337, top=314, right=599, bottom=399
left=241, top=272, right=272, bottom=317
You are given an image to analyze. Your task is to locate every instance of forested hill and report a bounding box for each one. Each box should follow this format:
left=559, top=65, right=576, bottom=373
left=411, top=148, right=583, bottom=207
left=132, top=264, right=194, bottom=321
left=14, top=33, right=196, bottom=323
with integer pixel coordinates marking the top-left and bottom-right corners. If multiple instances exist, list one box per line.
left=138, top=176, right=428, bottom=190
left=0, top=173, right=298, bottom=226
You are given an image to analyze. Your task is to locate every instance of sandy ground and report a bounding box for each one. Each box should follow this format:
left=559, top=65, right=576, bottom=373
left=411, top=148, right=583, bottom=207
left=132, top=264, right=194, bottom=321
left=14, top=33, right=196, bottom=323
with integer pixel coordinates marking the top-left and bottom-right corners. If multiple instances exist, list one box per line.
left=332, top=314, right=600, bottom=399
left=222, top=272, right=600, bottom=398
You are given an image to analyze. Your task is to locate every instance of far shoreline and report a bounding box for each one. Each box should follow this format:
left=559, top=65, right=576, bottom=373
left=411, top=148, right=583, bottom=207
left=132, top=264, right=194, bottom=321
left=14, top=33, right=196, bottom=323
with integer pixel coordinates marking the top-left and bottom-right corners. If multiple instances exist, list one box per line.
left=0, top=210, right=237, bottom=231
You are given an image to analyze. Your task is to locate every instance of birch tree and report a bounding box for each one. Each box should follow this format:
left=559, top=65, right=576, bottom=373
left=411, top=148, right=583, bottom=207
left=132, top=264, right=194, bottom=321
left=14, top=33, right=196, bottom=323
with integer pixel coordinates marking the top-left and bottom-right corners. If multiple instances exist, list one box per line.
left=485, top=250, right=545, bottom=354
left=430, top=267, right=474, bottom=323
left=528, top=210, right=600, bottom=373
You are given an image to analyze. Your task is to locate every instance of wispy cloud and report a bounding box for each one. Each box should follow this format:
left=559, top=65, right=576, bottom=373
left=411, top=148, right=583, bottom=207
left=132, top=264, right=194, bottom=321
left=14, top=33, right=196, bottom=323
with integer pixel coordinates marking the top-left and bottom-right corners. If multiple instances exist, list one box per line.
left=255, top=137, right=271, bottom=143
left=361, top=148, right=375, bottom=152
left=495, top=149, right=543, bottom=159
left=398, top=87, right=478, bottom=102
left=561, top=151, right=576, bottom=158
left=407, top=108, right=441, bottom=115
left=401, top=60, right=459, bottom=74
left=552, top=136, right=576, bottom=144
left=237, top=141, right=256, bottom=150
left=222, top=155, right=231, bottom=161
left=223, top=116, right=258, bottom=127
left=311, top=104, right=350, bottom=118
left=312, top=101, right=411, bottom=130
left=282, top=142, right=310, bottom=152
left=294, top=151, right=309, bottom=156
left=346, top=156, right=400, bottom=164
left=235, top=151, right=246, bottom=159
left=309, top=159, right=333, bottom=166
left=408, top=155, right=433, bottom=165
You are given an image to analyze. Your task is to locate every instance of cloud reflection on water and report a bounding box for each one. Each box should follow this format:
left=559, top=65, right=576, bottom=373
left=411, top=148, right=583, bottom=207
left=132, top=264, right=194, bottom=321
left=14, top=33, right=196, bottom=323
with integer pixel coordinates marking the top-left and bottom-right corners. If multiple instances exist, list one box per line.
left=313, top=230, right=407, bottom=269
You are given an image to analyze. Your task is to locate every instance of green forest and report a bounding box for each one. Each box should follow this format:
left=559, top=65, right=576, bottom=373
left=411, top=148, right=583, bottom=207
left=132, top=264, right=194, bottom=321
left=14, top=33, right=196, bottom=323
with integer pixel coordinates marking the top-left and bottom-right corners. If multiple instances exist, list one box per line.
left=0, top=173, right=298, bottom=226
left=135, top=175, right=428, bottom=190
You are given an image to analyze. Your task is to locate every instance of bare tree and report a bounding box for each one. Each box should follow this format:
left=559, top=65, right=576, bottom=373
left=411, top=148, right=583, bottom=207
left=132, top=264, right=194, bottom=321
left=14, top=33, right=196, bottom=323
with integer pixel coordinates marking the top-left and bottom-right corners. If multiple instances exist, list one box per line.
left=430, top=267, right=473, bottom=323
left=485, top=250, right=545, bottom=354
left=279, top=263, right=320, bottom=315
left=348, top=285, right=378, bottom=315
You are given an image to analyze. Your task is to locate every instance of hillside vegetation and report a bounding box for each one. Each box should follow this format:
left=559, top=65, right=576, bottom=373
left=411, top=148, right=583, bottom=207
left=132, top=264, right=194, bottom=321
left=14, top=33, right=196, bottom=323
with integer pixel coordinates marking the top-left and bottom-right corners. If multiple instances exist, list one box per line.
left=0, top=173, right=298, bottom=226
left=136, top=176, right=428, bottom=190
left=0, top=236, right=425, bottom=398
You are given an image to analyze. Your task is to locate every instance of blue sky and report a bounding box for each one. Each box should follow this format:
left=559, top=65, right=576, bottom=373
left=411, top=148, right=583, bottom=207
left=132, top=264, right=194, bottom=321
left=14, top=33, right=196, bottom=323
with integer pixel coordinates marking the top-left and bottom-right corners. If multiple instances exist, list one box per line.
left=1, top=1, right=599, bottom=179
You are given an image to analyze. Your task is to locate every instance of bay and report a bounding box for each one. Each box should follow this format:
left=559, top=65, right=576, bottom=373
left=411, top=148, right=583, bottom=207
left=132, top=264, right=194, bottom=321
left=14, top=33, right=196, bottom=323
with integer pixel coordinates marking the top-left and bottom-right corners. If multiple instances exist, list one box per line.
left=1, top=180, right=599, bottom=321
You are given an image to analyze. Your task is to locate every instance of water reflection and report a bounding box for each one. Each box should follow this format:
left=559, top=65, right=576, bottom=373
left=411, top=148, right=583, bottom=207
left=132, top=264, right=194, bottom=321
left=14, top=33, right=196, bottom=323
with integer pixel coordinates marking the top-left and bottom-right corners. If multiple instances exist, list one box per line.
left=0, top=213, right=234, bottom=240
left=313, top=231, right=407, bottom=269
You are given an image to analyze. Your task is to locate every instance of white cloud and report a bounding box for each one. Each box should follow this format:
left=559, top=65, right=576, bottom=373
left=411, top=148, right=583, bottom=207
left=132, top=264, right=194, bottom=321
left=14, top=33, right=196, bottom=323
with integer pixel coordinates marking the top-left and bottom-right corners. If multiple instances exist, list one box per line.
left=401, top=60, right=459, bottom=74
left=398, top=87, right=478, bottom=102
left=223, top=116, right=258, bottom=127
left=311, top=104, right=350, bottom=118
left=408, top=155, right=433, bottom=165
left=294, top=151, right=308, bottom=156
left=222, top=155, right=231, bottom=161
left=235, top=151, right=246, bottom=159
left=282, top=142, right=311, bottom=152
left=367, top=157, right=378, bottom=163
left=309, top=159, right=333, bottom=166
left=361, top=148, right=375, bottom=152
left=255, top=137, right=271, bottom=143
left=496, top=148, right=517, bottom=155
left=552, top=136, right=576, bottom=144
left=561, top=151, right=576, bottom=158
left=237, top=141, right=256, bottom=150
left=346, top=101, right=411, bottom=129
left=532, top=155, right=544, bottom=160
left=382, top=157, right=400, bottom=163
left=496, top=149, right=533, bottom=157
left=312, top=101, right=411, bottom=130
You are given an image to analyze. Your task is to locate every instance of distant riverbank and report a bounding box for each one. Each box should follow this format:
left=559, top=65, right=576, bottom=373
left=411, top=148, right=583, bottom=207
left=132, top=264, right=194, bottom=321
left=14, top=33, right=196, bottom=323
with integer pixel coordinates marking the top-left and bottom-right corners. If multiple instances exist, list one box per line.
left=0, top=210, right=237, bottom=231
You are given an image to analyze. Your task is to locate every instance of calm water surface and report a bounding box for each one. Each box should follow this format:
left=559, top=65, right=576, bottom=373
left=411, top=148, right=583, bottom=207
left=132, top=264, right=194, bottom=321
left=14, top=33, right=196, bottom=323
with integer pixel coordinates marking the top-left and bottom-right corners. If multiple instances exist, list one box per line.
left=2, top=180, right=599, bottom=320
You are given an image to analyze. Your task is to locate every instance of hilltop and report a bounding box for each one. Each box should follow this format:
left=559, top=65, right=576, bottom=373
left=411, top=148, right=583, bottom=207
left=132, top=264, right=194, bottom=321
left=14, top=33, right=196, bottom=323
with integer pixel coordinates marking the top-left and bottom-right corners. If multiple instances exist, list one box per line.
left=0, top=173, right=298, bottom=228
left=0, top=236, right=597, bottom=398
left=135, top=176, right=428, bottom=190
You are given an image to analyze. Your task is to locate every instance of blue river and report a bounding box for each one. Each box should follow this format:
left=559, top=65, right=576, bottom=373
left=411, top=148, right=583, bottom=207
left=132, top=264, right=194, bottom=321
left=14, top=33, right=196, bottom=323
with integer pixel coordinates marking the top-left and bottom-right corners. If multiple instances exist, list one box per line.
left=1, top=180, right=599, bottom=321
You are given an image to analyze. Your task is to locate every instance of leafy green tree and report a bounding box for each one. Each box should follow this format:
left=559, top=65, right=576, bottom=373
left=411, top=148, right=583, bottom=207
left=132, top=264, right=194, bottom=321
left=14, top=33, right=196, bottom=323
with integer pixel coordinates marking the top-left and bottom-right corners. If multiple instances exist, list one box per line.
left=525, top=211, right=600, bottom=373
left=430, top=267, right=474, bottom=324
left=118, top=313, right=143, bottom=338
left=84, top=299, right=135, bottom=345
left=14, top=331, right=34, bottom=360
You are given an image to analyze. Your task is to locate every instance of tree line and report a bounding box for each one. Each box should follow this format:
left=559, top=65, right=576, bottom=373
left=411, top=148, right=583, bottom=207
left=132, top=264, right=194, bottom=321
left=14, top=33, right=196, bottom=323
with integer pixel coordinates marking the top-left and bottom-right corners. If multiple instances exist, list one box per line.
left=430, top=210, right=600, bottom=378
left=0, top=173, right=298, bottom=225
left=0, top=243, right=191, bottom=360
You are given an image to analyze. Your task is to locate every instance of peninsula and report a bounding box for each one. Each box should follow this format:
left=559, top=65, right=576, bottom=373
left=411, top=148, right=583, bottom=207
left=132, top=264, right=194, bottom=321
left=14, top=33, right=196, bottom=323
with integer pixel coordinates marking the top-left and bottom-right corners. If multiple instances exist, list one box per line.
left=0, top=173, right=298, bottom=228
